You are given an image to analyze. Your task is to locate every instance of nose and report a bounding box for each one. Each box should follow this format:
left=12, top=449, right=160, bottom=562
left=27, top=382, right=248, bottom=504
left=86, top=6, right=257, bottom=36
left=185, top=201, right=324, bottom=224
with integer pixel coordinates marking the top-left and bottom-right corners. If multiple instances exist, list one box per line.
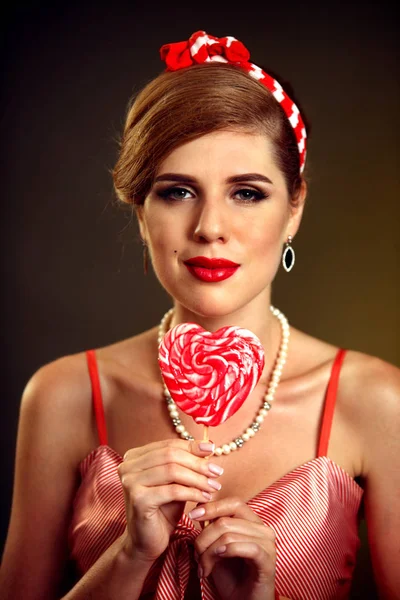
left=192, top=199, right=230, bottom=244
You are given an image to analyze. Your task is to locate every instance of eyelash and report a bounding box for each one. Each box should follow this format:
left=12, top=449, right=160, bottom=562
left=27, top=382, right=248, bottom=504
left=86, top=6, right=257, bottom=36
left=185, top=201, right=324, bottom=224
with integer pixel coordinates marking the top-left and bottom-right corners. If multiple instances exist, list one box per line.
left=157, top=186, right=268, bottom=203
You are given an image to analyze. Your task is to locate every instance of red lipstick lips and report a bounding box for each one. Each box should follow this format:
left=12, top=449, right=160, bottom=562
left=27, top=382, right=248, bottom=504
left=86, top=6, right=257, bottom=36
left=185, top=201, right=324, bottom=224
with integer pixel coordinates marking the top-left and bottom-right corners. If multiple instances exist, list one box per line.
left=184, top=256, right=240, bottom=282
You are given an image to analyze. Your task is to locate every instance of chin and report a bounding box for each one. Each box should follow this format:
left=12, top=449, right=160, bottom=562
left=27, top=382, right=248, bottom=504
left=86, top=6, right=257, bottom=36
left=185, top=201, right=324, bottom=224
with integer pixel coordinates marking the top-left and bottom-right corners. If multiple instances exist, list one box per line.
left=157, top=271, right=271, bottom=321
left=175, top=290, right=260, bottom=322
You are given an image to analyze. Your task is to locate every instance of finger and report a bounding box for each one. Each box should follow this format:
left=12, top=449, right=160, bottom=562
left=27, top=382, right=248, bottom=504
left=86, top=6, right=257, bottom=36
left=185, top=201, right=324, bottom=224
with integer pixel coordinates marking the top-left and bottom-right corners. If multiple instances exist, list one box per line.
left=122, top=438, right=216, bottom=463
left=195, top=516, right=273, bottom=557
left=189, top=496, right=264, bottom=525
left=199, top=532, right=263, bottom=577
left=122, top=438, right=197, bottom=461
left=119, top=445, right=223, bottom=479
left=121, top=477, right=215, bottom=513
left=190, top=439, right=216, bottom=457
left=201, top=540, right=276, bottom=581
left=132, top=464, right=223, bottom=496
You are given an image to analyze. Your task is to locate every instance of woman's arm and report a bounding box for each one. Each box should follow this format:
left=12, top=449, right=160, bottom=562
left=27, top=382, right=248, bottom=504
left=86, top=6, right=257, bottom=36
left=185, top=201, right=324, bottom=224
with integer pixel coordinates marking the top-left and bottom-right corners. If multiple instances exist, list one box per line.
left=0, top=356, right=152, bottom=600
left=1, top=355, right=224, bottom=600
left=62, top=530, right=153, bottom=600
left=357, top=356, right=400, bottom=598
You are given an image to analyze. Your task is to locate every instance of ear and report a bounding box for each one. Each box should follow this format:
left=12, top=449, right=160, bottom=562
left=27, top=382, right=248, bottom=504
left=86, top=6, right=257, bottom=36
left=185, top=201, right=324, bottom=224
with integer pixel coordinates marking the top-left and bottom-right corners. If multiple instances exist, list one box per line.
left=135, top=205, right=148, bottom=242
left=286, top=179, right=307, bottom=239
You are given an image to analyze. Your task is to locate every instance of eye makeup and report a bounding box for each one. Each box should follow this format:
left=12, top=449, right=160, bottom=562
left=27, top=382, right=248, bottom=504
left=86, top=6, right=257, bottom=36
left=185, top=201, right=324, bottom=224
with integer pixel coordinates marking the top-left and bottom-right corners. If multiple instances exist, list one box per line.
left=155, top=185, right=269, bottom=204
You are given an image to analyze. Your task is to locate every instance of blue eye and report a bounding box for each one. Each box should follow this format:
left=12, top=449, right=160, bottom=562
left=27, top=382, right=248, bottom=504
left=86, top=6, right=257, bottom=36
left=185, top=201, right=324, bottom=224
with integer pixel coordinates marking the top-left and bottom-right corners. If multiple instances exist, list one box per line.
left=158, top=187, right=192, bottom=201
left=235, top=188, right=268, bottom=202
left=156, top=186, right=268, bottom=203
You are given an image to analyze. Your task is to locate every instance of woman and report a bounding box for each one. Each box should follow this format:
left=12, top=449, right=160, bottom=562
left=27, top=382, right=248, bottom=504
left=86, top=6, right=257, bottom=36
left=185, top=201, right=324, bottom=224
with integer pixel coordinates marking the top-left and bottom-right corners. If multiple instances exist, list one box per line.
left=1, top=30, right=399, bottom=600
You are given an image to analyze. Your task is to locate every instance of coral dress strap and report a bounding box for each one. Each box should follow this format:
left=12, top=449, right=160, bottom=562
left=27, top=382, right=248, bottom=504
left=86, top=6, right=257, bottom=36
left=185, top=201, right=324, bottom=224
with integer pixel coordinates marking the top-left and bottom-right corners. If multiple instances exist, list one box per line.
left=85, top=349, right=108, bottom=446
left=317, top=348, right=347, bottom=457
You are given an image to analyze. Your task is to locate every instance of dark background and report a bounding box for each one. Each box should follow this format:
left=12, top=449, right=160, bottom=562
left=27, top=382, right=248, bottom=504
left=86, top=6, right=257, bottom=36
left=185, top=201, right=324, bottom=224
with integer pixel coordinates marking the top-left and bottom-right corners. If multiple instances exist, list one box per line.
left=1, top=1, right=399, bottom=597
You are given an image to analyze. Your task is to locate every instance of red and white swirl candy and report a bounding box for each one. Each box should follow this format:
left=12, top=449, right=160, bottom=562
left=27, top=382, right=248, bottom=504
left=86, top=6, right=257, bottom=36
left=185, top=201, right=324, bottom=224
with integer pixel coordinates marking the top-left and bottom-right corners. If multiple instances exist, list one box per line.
left=158, top=323, right=265, bottom=427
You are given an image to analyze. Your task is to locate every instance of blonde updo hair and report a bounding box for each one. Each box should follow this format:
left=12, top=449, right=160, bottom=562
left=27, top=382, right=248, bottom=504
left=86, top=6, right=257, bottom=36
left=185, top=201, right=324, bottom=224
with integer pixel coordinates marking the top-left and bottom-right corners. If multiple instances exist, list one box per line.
left=113, top=63, right=307, bottom=206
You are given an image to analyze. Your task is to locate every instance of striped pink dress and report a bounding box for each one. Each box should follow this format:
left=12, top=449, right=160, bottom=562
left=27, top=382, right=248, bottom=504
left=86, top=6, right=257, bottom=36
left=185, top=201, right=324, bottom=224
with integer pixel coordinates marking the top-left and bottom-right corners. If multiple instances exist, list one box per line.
left=68, top=348, right=363, bottom=599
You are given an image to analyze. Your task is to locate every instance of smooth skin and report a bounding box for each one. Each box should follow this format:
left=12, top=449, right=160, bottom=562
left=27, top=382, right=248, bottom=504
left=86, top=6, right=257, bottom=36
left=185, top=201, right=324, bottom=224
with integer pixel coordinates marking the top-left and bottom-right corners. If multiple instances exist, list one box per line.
left=1, top=131, right=399, bottom=600
left=119, top=440, right=222, bottom=562
left=192, top=498, right=277, bottom=599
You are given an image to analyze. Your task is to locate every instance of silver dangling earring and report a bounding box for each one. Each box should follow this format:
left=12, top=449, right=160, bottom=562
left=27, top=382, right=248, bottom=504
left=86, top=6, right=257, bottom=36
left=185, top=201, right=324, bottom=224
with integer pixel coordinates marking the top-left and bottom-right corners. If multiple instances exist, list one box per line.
left=282, top=235, right=295, bottom=272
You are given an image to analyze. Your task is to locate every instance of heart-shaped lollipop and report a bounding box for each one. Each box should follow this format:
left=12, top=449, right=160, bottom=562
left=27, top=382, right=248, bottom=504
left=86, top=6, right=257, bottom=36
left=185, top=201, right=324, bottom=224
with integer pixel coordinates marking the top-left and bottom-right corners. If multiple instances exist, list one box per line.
left=158, top=323, right=265, bottom=427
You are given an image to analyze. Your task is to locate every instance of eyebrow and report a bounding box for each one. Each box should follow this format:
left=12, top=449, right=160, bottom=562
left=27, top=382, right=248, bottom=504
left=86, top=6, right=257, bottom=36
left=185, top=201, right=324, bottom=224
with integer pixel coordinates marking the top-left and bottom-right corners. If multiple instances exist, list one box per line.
left=153, top=172, right=273, bottom=185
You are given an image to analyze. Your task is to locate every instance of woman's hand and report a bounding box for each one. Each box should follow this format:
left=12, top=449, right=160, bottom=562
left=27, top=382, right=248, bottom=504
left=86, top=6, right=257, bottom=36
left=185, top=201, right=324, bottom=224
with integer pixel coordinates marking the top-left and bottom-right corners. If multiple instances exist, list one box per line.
left=117, top=439, right=222, bottom=565
left=192, top=497, right=277, bottom=600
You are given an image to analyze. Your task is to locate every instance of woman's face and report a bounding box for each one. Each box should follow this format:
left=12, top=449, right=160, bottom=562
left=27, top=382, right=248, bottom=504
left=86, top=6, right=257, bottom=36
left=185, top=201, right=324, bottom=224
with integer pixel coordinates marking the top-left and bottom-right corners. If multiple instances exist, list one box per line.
left=137, top=130, right=305, bottom=319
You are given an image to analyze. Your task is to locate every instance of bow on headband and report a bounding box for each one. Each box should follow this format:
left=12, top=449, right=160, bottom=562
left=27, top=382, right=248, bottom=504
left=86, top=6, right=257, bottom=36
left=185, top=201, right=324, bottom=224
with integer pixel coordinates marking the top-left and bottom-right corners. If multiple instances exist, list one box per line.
left=160, top=31, right=250, bottom=69
left=160, top=30, right=307, bottom=173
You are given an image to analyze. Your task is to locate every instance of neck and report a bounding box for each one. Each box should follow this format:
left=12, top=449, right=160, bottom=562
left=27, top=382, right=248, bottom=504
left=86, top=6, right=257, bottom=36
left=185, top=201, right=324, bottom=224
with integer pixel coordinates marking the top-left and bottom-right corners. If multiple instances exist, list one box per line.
left=165, top=295, right=285, bottom=382
left=172, top=290, right=273, bottom=333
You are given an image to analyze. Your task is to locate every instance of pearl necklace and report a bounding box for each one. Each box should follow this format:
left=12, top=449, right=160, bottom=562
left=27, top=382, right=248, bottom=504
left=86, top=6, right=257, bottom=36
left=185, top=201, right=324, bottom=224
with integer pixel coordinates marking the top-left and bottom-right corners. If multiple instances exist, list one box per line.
left=157, top=305, right=289, bottom=456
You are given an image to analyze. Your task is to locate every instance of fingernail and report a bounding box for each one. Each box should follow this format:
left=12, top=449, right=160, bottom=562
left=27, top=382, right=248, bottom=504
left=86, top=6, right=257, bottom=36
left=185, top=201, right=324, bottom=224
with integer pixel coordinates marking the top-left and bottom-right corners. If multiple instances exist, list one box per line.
left=215, top=545, right=226, bottom=555
left=202, top=491, right=212, bottom=500
left=208, top=462, right=224, bottom=476
left=199, top=442, right=215, bottom=453
left=207, top=478, right=222, bottom=491
left=189, top=506, right=206, bottom=519
left=197, top=563, right=203, bottom=578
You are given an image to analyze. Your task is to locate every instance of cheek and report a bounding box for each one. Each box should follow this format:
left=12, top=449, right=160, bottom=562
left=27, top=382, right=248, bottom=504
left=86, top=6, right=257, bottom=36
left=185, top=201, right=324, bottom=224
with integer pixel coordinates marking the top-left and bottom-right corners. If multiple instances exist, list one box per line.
left=241, top=212, right=286, bottom=249
left=241, top=212, right=287, bottom=279
left=145, top=214, right=171, bottom=248
left=145, top=218, right=181, bottom=269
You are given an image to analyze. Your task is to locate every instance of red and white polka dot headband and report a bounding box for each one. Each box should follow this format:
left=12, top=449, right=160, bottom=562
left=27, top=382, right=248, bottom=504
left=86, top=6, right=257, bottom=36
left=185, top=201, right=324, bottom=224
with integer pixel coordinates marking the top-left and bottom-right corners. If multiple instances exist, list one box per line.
left=160, top=30, right=307, bottom=173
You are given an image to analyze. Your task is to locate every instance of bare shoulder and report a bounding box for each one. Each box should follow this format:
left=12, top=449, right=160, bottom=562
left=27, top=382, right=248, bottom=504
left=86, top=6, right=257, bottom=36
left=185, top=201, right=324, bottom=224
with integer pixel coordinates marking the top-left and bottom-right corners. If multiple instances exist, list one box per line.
left=93, top=326, right=162, bottom=399
left=2, top=352, right=111, bottom=597
left=25, top=352, right=90, bottom=399
left=22, top=325, right=160, bottom=453
left=21, top=351, right=97, bottom=463
left=344, top=348, right=400, bottom=384
left=290, top=326, right=400, bottom=411
left=342, top=355, right=400, bottom=595
left=289, top=327, right=400, bottom=427
left=321, top=345, right=400, bottom=481
left=340, top=349, right=400, bottom=418
left=340, top=349, right=400, bottom=454
left=20, top=327, right=161, bottom=466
